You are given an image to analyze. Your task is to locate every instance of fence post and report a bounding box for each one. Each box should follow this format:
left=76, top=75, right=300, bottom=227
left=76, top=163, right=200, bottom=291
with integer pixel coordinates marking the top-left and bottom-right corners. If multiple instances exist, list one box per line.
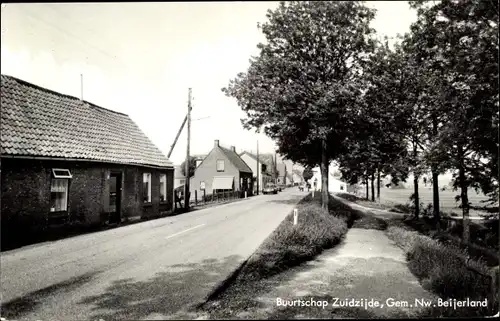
left=293, top=208, right=298, bottom=225
left=203, top=190, right=206, bottom=205
left=195, top=190, right=198, bottom=206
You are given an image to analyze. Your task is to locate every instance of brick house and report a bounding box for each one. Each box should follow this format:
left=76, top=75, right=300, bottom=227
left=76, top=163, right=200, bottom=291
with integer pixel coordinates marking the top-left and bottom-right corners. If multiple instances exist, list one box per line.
left=189, top=140, right=253, bottom=199
left=239, top=151, right=276, bottom=193
left=0, top=75, right=175, bottom=244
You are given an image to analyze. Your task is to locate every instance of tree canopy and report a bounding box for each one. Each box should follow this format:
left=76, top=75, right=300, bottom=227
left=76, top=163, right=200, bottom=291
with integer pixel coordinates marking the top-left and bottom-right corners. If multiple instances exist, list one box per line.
left=222, top=1, right=377, bottom=209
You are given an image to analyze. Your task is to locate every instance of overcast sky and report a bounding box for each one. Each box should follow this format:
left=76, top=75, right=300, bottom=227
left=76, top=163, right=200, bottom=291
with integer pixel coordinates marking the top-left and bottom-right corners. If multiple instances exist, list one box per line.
left=1, top=2, right=417, bottom=165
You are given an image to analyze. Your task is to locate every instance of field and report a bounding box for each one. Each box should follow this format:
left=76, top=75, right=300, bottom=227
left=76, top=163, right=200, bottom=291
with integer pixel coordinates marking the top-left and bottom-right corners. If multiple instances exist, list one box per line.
left=357, top=187, right=495, bottom=216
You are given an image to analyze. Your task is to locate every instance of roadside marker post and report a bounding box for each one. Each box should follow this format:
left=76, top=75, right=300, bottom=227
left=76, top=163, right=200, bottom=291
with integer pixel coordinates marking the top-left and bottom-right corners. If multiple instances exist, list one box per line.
left=293, top=208, right=298, bottom=225
left=245, top=191, right=247, bottom=199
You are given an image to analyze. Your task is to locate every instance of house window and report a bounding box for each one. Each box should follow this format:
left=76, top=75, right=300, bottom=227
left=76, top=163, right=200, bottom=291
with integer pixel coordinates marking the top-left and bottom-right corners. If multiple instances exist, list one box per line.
left=216, top=160, right=225, bottom=172
left=160, top=174, right=167, bottom=202
left=50, top=179, right=69, bottom=212
left=180, top=179, right=186, bottom=185
left=143, top=173, right=152, bottom=203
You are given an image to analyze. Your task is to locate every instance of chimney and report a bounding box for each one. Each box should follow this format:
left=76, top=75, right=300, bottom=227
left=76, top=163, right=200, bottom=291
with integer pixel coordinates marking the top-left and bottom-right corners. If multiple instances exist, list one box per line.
left=230, top=146, right=236, bottom=152
left=214, top=139, right=219, bottom=147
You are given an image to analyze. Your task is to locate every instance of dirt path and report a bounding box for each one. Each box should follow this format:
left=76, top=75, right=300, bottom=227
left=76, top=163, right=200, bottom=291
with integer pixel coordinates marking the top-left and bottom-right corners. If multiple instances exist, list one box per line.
left=201, top=215, right=439, bottom=319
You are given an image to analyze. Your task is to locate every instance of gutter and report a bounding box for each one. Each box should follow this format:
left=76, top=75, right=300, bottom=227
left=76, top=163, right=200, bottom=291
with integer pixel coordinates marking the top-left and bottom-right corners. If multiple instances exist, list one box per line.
left=0, top=154, right=174, bottom=170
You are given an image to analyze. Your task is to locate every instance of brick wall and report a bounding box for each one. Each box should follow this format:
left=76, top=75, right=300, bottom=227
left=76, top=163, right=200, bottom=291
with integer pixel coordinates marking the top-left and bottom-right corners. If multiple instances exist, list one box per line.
left=1, top=158, right=174, bottom=243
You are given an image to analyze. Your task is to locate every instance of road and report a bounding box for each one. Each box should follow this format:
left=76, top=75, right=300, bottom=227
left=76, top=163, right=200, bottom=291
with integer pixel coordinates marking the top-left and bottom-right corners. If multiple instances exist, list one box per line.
left=1, top=188, right=305, bottom=321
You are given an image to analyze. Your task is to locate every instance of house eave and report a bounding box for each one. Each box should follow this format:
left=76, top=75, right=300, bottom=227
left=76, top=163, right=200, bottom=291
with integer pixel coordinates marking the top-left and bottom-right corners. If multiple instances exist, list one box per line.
left=0, top=154, right=174, bottom=170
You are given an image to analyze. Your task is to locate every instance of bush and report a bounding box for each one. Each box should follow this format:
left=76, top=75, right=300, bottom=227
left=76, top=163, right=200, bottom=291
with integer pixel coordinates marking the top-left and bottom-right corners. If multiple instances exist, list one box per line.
left=328, top=195, right=364, bottom=227
left=239, top=194, right=351, bottom=281
left=392, top=203, right=413, bottom=214
left=387, top=226, right=496, bottom=315
left=334, top=192, right=361, bottom=202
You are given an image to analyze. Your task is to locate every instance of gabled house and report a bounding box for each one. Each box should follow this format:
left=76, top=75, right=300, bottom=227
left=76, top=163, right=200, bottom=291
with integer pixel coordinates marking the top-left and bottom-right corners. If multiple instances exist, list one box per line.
left=189, top=140, right=253, bottom=199
left=239, top=151, right=276, bottom=192
left=1, top=75, right=175, bottom=245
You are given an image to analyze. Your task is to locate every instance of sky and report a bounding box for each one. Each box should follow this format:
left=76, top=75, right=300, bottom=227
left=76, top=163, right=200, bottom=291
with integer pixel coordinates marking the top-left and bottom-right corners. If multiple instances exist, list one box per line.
left=1, top=1, right=417, bottom=165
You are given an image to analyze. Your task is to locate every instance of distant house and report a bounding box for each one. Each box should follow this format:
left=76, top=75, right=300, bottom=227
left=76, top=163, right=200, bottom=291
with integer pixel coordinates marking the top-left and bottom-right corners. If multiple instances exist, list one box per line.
left=189, top=140, right=253, bottom=199
left=0, top=75, right=175, bottom=244
left=239, top=151, right=276, bottom=192
left=174, top=165, right=186, bottom=189
left=292, top=169, right=304, bottom=185
left=276, top=163, right=289, bottom=185
left=309, top=167, right=347, bottom=192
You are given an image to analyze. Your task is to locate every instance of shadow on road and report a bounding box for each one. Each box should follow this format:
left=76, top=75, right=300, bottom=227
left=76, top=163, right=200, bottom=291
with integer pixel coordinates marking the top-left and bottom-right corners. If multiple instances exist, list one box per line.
left=78, top=255, right=244, bottom=320
left=1, top=271, right=101, bottom=319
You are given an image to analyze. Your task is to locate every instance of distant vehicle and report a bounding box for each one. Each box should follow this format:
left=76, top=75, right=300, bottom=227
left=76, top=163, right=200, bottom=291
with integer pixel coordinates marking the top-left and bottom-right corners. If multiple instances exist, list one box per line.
left=263, top=183, right=278, bottom=195
left=277, top=184, right=285, bottom=191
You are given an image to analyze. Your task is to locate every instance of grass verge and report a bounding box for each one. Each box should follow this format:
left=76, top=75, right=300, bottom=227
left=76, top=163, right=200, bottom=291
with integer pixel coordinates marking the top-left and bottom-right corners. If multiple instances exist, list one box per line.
left=237, top=192, right=360, bottom=282
left=386, top=225, right=499, bottom=317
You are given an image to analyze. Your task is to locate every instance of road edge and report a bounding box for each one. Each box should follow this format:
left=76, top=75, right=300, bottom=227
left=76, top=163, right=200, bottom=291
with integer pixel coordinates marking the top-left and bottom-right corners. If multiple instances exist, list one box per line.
left=189, top=191, right=308, bottom=312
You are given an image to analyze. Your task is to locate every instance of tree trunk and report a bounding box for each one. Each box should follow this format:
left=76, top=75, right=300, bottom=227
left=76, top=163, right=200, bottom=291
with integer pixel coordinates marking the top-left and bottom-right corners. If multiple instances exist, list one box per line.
left=377, top=166, right=381, bottom=202
left=370, top=172, right=375, bottom=202
left=432, top=170, right=440, bottom=218
left=413, top=138, right=419, bottom=219
left=365, top=175, right=369, bottom=200
left=431, top=115, right=440, bottom=225
left=413, top=175, right=420, bottom=219
left=459, top=160, right=470, bottom=244
left=320, top=139, right=329, bottom=210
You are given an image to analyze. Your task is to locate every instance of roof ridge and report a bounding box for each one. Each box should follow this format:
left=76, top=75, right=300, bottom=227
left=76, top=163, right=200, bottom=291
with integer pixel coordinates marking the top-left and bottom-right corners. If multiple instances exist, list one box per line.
left=1, top=73, right=172, bottom=168
left=1, top=74, right=129, bottom=117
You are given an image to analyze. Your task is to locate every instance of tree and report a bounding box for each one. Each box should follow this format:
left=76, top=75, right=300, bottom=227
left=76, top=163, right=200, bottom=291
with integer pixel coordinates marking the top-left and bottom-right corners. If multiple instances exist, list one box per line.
left=302, top=167, right=314, bottom=182
left=338, top=39, right=410, bottom=203
left=406, top=0, right=499, bottom=241
left=180, top=156, right=197, bottom=178
left=222, top=1, right=377, bottom=210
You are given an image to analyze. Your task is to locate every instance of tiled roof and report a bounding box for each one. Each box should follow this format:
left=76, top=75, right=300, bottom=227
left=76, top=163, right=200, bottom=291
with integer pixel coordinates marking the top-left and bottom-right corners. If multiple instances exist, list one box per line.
left=192, top=154, right=207, bottom=160
left=239, top=151, right=275, bottom=169
left=1, top=74, right=173, bottom=168
left=219, top=146, right=253, bottom=174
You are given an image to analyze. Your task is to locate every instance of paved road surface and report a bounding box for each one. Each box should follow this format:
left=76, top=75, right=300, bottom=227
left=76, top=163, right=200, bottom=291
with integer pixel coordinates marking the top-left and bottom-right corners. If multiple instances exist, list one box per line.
left=1, top=189, right=305, bottom=320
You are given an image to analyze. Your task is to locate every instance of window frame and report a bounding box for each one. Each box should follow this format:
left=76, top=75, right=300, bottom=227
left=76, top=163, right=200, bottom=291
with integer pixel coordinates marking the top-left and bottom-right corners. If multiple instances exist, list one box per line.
left=50, top=178, right=70, bottom=212
left=52, top=168, right=72, bottom=179
left=216, top=159, right=225, bottom=172
left=159, top=173, right=167, bottom=202
left=143, top=172, right=152, bottom=203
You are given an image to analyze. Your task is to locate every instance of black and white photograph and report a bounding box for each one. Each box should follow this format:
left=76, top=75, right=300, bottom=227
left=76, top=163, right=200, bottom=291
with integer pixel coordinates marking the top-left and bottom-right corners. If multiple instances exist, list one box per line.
left=0, top=1, right=498, bottom=320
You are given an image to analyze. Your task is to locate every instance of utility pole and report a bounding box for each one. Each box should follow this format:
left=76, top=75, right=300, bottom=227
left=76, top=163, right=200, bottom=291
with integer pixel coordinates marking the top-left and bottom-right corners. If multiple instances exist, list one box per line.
left=184, top=88, right=192, bottom=210
left=256, top=140, right=259, bottom=195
